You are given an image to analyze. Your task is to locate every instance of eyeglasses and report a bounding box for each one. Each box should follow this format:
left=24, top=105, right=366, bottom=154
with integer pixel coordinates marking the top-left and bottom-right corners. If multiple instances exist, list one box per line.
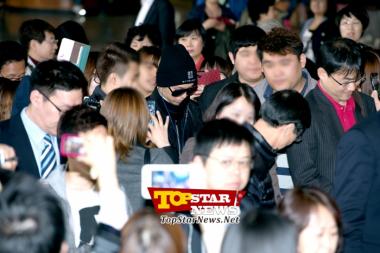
left=201, top=155, right=253, bottom=169
left=37, top=90, right=62, bottom=113
left=330, top=74, right=366, bottom=87
left=169, top=85, right=197, bottom=97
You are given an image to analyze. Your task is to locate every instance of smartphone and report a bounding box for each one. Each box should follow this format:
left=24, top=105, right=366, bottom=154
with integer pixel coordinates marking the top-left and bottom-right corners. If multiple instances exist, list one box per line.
left=370, top=73, right=380, bottom=99
left=147, top=100, right=156, bottom=125
left=198, top=69, right=221, bottom=86
left=60, top=133, right=84, bottom=158
left=141, top=164, right=205, bottom=199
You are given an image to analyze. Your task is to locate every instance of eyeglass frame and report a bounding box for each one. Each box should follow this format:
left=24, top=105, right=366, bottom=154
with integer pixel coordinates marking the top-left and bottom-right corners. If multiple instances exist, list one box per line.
left=37, top=89, right=63, bottom=113
left=329, top=74, right=366, bottom=87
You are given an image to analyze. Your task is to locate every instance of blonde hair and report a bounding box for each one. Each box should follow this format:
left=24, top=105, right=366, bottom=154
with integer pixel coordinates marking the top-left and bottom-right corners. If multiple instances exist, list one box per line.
left=101, top=87, right=149, bottom=159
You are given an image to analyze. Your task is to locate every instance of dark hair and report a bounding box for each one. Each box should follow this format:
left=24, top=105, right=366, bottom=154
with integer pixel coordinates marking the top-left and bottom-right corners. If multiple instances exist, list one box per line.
left=30, top=60, right=87, bottom=96
left=0, top=41, right=27, bottom=69
left=175, top=19, right=207, bottom=43
left=278, top=187, right=342, bottom=249
left=319, top=38, right=363, bottom=79
left=138, top=46, right=161, bottom=67
left=120, top=208, right=186, bottom=253
left=222, top=209, right=298, bottom=253
left=0, top=174, right=65, bottom=253
left=57, top=104, right=107, bottom=136
left=261, top=90, right=311, bottom=137
left=257, top=27, right=303, bottom=60
left=0, top=77, right=19, bottom=121
left=247, top=0, right=276, bottom=23
left=200, top=55, right=233, bottom=78
left=204, top=82, right=261, bottom=122
left=193, top=119, right=253, bottom=159
left=229, top=25, right=266, bottom=57
left=55, top=20, right=90, bottom=48
left=125, top=24, right=162, bottom=49
left=335, top=4, right=369, bottom=35
left=96, top=42, right=138, bottom=85
left=19, top=19, right=55, bottom=50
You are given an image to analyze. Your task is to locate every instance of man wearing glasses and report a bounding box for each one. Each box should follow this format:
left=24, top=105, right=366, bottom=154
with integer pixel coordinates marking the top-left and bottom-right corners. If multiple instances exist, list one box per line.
left=0, top=60, right=85, bottom=179
left=287, top=38, right=376, bottom=194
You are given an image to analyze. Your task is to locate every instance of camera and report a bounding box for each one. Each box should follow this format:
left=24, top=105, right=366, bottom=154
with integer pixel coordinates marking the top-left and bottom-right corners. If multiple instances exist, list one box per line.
left=83, top=96, right=101, bottom=111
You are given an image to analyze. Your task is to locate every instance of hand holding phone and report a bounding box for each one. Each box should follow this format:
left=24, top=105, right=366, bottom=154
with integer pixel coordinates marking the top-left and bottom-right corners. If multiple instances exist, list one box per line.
left=147, top=111, right=170, bottom=148
left=370, top=73, right=380, bottom=99
left=198, top=69, right=221, bottom=86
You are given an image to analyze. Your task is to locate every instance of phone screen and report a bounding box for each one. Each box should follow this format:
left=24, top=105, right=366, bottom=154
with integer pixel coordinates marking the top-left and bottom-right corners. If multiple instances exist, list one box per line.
left=141, top=164, right=205, bottom=199
left=152, top=170, right=191, bottom=188
left=60, top=133, right=83, bottom=158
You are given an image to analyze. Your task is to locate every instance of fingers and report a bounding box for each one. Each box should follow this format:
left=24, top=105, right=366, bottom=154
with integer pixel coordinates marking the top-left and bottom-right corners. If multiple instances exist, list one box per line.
left=0, top=144, right=18, bottom=170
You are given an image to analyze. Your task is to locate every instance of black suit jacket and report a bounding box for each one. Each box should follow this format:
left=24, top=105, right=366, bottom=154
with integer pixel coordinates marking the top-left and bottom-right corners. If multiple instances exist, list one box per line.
left=0, top=114, right=40, bottom=178
left=287, top=87, right=376, bottom=193
left=141, top=0, right=175, bottom=47
left=333, top=112, right=380, bottom=253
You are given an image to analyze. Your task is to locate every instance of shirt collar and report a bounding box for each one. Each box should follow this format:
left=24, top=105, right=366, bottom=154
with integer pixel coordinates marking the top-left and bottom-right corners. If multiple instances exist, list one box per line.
left=20, top=107, right=49, bottom=144
left=317, top=81, right=355, bottom=110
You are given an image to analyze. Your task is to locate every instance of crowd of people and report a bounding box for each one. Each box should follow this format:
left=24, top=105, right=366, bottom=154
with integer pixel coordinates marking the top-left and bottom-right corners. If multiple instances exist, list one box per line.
left=0, top=0, right=380, bottom=253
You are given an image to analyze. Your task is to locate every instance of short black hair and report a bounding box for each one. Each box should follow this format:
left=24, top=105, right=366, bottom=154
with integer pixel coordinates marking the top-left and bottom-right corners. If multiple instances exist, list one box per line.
left=19, top=19, right=55, bottom=51
left=0, top=174, right=65, bottom=253
left=319, top=38, right=363, bottom=78
left=261, top=90, right=311, bottom=137
left=55, top=20, right=90, bottom=48
left=175, top=18, right=207, bottom=43
left=335, top=4, right=369, bottom=35
left=58, top=104, right=107, bottom=136
left=204, top=82, right=261, bottom=122
left=229, top=25, right=266, bottom=57
left=30, top=60, right=87, bottom=97
left=247, top=0, right=276, bottom=23
left=124, top=24, right=162, bottom=49
left=257, top=27, right=303, bottom=60
left=0, top=41, right=27, bottom=69
left=193, top=119, right=254, bottom=159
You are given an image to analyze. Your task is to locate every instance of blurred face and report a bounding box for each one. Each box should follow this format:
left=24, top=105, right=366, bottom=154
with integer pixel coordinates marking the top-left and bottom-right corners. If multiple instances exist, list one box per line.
left=202, top=142, right=251, bottom=191
left=229, top=46, right=263, bottom=85
left=0, top=60, right=26, bottom=81
left=298, top=205, right=339, bottom=253
left=136, top=57, right=158, bottom=97
left=30, top=89, right=83, bottom=136
left=318, top=68, right=361, bottom=105
left=216, top=96, right=255, bottom=125
left=130, top=35, right=153, bottom=51
left=33, top=31, right=58, bottom=61
left=310, top=0, right=328, bottom=16
left=115, top=62, right=139, bottom=88
left=262, top=52, right=306, bottom=92
left=158, top=83, right=195, bottom=106
left=339, top=15, right=363, bottom=42
left=178, top=31, right=204, bottom=62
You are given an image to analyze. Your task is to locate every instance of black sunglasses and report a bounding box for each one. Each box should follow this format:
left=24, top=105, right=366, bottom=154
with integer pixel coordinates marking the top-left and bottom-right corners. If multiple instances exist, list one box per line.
left=169, top=85, right=197, bottom=97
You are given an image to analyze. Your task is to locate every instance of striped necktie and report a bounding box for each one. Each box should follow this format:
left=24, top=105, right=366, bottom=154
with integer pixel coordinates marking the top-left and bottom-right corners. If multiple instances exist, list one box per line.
left=40, top=134, right=56, bottom=178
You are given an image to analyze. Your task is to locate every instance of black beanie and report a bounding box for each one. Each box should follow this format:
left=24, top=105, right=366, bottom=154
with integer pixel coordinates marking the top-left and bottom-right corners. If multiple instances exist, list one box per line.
left=156, top=44, right=197, bottom=87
